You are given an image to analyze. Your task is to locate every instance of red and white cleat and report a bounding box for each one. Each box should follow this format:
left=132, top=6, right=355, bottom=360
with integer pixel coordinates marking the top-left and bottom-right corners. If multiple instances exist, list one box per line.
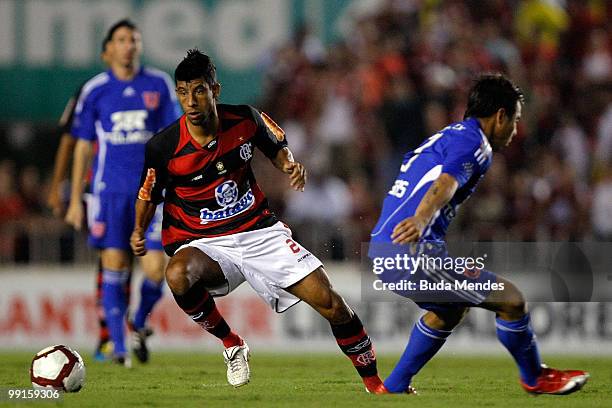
left=364, top=377, right=417, bottom=395
left=521, top=364, right=589, bottom=395
left=363, top=375, right=387, bottom=394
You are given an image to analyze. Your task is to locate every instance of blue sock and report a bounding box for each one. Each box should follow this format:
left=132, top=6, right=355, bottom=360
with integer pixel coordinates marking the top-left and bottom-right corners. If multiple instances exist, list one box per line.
left=133, top=278, right=164, bottom=330
left=384, top=317, right=452, bottom=393
left=101, top=269, right=129, bottom=356
left=495, top=314, right=542, bottom=386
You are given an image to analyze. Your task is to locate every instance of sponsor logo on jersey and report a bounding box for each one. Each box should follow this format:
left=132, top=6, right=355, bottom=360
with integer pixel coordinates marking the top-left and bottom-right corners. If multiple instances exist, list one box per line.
left=296, top=253, right=312, bottom=263
left=206, top=139, right=217, bottom=150
left=111, top=110, right=147, bottom=131
left=199, top=180, right=255, bottom=224
left=142, top=91, right=160, bottom=109
left=106, top=110, right=152, bottom=144
left=122, top=86, right=135, bottom=97
left=215, top=180, right=240, bottom=206
left=239, top=142, right=253, bottom=161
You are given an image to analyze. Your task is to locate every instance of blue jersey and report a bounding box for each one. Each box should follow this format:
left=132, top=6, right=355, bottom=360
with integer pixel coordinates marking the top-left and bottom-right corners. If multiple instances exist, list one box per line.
left=371, top=117, right=493, bottom=243
left=71, top=66, right=181, bottom=195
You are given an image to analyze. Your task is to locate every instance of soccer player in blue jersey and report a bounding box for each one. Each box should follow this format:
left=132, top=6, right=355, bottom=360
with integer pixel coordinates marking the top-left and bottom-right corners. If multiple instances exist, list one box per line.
left=370, top=74, right=589, bottom=395
left=48, top=48, right=114, bottom=362
left=65, top=19, right=181, bottom=366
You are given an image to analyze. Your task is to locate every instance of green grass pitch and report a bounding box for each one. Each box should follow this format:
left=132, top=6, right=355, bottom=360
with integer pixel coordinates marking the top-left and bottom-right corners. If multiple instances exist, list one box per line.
left=1, top=352, right=610, bottom=407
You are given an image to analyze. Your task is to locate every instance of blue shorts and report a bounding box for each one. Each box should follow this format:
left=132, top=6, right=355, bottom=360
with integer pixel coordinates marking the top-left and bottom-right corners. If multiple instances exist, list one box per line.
left=369, top=241, right=498, bottom=313
left=86, top=193, right=163, bottom=251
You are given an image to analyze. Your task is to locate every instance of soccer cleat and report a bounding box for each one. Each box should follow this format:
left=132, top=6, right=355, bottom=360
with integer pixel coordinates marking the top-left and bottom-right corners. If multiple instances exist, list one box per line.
left=365, top=383, right=417, bottom=395
left=93, top=339, right=113, bottom=362
left=112, top=355, right=132, bottom=368
left=405, top=386, right=418, bottom=395
left=363, top=375, right=388, bottom=394
left=131, top=326, right=154, bottom=363
left=223, top=342, right=250, bottom=387
left=521, top=364, right=589, bottom=395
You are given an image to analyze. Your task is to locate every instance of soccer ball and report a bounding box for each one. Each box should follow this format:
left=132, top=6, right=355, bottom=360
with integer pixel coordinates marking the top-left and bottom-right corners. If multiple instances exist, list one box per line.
left=30, top=345, right=86, bottom=392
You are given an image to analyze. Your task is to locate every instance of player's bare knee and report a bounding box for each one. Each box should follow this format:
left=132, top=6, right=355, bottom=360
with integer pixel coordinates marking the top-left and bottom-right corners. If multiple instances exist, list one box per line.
left=165, top=259, right=190, bottom=295
left=502, top=297, right=526, bottom=319
left=500, top=282, right=526, bottom=319
left=424, top=307, right=468, bottom=331
left=322, top=291, right=352, bottom=324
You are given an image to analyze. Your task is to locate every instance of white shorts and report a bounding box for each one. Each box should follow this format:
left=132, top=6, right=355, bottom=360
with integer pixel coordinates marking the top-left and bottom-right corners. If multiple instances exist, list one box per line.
left=176, top=222, right=323, bottom=312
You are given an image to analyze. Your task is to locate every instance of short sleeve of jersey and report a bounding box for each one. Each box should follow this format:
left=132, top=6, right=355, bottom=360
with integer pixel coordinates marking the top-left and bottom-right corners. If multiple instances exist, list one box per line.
left=71, top=91, right=98, bottom=142
left=249, top=106, right=288, bottom=159
left=139, top=139, right=170, bottom=205
left=58, top=84, right=84, bottom=134
left=441, top=137, right=482, bottom=188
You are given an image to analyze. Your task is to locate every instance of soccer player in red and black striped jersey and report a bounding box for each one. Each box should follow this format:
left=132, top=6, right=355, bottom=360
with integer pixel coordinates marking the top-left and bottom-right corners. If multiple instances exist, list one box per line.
left=130, top=49, right=387, bottom=392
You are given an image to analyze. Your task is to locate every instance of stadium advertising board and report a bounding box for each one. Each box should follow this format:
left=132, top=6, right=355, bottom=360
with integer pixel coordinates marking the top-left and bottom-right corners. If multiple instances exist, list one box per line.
left=0, top=0, right=352, bottom=121
left=1, top=265, right=611, bottom=353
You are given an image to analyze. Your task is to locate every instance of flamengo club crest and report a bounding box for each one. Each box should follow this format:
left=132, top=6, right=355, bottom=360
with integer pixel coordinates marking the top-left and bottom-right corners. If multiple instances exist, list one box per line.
left=142, top=91, right=160, bottom=110
left=239, top=142, right=252, bottom=161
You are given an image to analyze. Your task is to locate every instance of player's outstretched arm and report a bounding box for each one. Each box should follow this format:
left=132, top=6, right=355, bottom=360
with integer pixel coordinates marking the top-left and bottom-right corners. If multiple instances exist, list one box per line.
left=64, top=139, right=93, bottom=230
left=392, top=173, right=458, bottom=244
left=47, top=133, right=77, bottom=217
left=271, top=147, right=307, bottom=191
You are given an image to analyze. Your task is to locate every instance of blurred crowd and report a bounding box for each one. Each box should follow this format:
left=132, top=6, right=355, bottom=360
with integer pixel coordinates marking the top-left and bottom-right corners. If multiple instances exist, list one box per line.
left=0, top=0, right=611, bottom=263
left=0, top=157, right=73, bottom=262
left=256, top=0, right=612, bottom=259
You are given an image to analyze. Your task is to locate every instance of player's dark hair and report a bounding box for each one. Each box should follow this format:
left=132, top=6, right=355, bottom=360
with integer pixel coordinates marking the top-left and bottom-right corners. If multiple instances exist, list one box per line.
left=464, top=73, right=524, bottom=119
left=174, top=49, right=218, bottom=87
left=102, top=19, right=138, bottom=52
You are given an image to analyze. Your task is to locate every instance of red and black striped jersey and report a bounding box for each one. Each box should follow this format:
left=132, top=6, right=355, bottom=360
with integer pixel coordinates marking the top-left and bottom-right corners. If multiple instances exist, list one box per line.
left=139, top=104, right=288, bottom=255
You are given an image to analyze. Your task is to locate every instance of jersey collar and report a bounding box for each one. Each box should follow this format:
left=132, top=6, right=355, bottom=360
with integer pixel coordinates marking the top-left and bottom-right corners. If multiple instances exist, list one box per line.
left=180, top=115, right=218, bottom=152
left=107, top=66, right=144, bottom=83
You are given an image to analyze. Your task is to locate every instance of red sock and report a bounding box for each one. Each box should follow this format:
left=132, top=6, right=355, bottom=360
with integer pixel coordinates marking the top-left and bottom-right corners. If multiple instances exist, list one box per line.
left=221, top=331, right=243, bottom=348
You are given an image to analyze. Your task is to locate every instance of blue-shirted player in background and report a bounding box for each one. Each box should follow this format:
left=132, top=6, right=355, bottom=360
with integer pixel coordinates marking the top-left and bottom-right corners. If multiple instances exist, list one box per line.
left=65, top=19, right=181, bottom=366
left=370, top=74, right=589, bottom=395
